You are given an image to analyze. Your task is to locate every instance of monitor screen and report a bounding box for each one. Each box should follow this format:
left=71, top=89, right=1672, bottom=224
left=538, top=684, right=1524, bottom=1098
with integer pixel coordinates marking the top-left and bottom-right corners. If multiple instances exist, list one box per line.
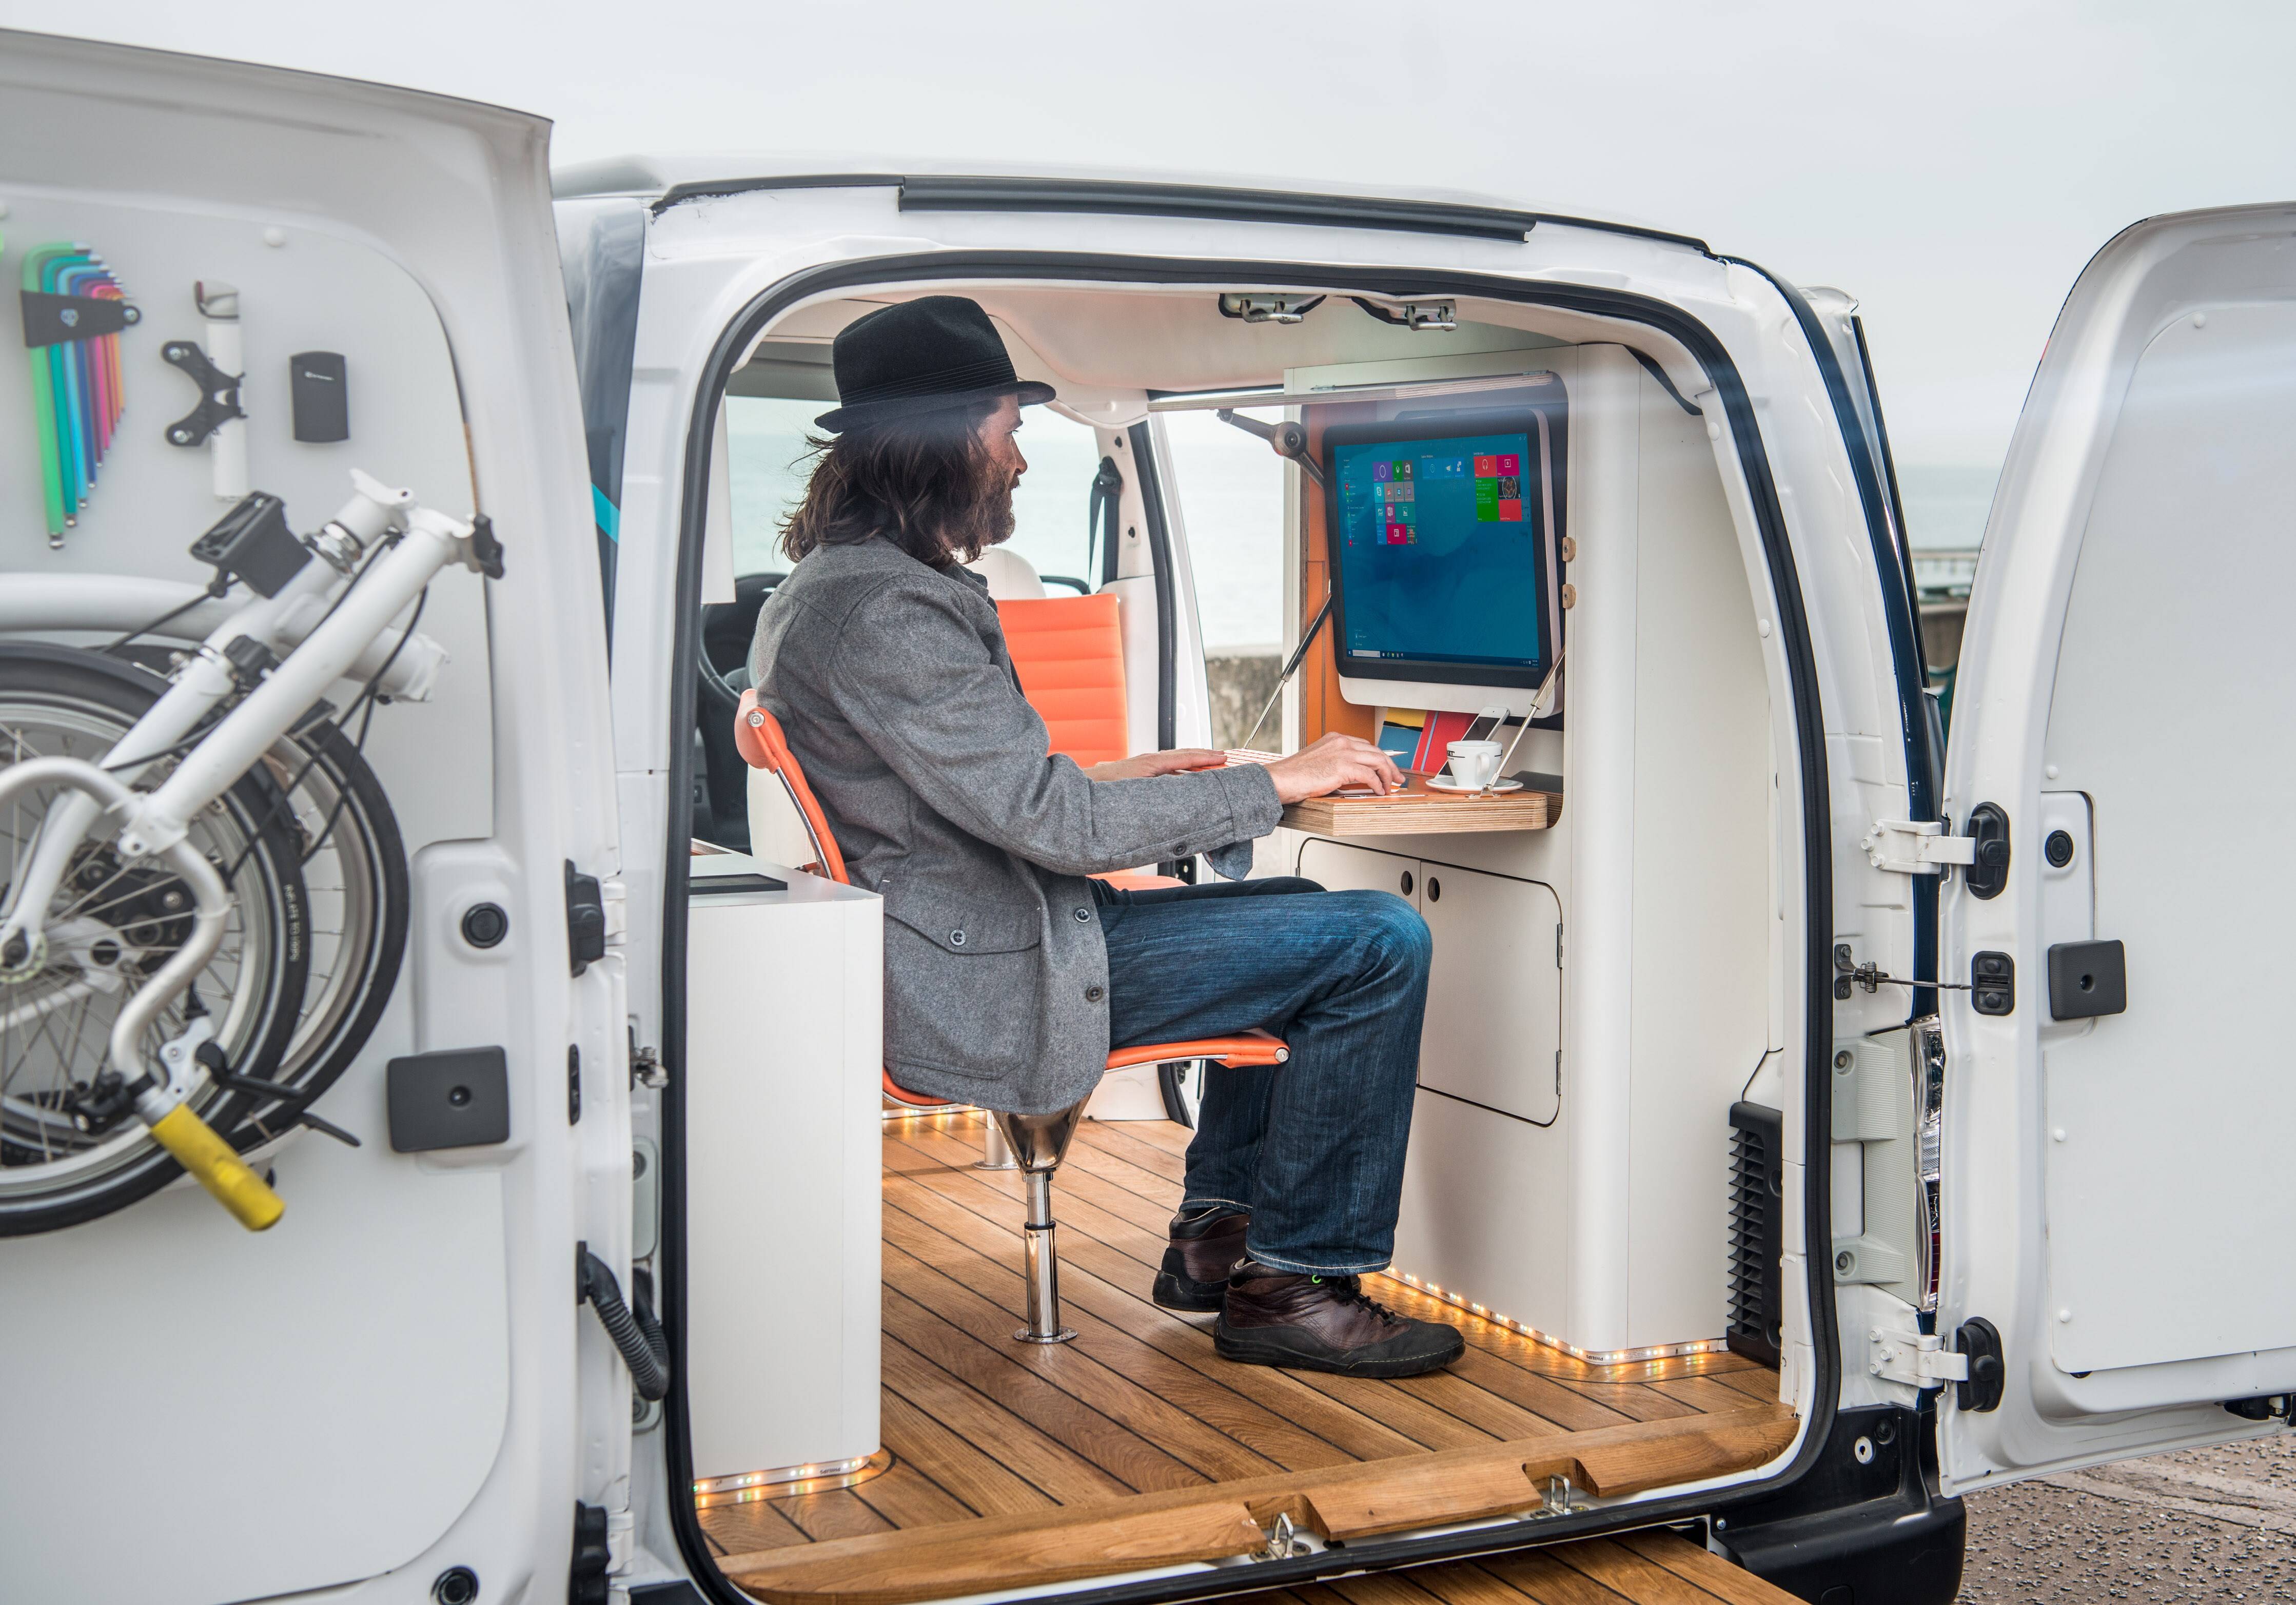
left=1324, top=410, right=1557, bottom=688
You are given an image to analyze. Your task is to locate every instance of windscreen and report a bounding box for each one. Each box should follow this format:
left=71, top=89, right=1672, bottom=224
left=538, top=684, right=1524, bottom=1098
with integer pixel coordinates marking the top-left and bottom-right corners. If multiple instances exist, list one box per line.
left=1330, top=427, right=1547, bottom=673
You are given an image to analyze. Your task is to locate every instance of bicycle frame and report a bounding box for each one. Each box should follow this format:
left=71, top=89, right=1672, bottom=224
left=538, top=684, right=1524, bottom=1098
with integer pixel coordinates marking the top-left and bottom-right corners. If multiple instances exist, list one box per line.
left=0, top=469, right=488, bottom=1228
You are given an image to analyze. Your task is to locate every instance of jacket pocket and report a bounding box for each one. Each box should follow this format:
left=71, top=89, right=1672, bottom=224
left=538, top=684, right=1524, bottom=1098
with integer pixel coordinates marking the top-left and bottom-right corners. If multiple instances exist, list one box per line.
left=880, top=882, right=1044, bottom=954
left=879, top=883, right=1045, bottom=1083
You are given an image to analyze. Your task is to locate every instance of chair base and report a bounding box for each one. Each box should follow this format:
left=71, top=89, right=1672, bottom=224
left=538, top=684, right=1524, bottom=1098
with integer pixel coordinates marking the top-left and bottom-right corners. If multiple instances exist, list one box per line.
left=1012, top=1325, right=1078, bottom=1345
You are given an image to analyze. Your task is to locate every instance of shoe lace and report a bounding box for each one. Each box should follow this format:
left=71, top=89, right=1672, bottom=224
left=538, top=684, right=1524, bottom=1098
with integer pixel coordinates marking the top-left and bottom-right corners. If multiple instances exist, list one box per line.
left=1311, top=1274, right=1402, bottom=1325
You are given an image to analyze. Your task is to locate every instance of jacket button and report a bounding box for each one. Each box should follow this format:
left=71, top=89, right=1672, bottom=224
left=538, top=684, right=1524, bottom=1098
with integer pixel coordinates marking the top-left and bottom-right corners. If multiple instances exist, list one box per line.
left=1073, top=907, right=1092, bottom=922
left=949, top=930, right=967, bottom=947
left=1085, top=985, right=1105, bottom=1003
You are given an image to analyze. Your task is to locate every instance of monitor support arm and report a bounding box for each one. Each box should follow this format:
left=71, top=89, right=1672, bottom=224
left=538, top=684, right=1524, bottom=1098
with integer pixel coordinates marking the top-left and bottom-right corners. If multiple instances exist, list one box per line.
left=1218, top=409, right=1335, bottom=752
left=1214, top=408, right=1328, bottom=493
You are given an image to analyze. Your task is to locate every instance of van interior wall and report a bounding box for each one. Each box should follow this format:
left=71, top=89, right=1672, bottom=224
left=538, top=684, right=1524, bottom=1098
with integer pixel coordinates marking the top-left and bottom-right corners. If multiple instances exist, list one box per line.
left=1287, top=345, right=1772, bottom=1362
left=0, top=193, right=503, bottom=1603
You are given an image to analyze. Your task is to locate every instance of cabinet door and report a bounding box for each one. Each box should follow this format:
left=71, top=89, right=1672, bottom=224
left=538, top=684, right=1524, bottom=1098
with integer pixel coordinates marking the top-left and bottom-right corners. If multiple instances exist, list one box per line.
left=1418, top=866, right=1562, bottom=1124
left=1296, top=836, right=1421, bottom=904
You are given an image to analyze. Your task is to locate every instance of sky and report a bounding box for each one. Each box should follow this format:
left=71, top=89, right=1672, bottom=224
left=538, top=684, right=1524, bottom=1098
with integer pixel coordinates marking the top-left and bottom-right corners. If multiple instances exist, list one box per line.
left=12, top=0, right=2292, bottom=543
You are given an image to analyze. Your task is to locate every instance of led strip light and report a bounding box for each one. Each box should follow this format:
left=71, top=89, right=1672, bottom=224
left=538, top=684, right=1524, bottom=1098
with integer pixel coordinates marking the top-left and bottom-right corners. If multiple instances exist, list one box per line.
left=694, top=1449, right=893, bottom=1500
left=1382, top=1271, right=1730, bottom=1367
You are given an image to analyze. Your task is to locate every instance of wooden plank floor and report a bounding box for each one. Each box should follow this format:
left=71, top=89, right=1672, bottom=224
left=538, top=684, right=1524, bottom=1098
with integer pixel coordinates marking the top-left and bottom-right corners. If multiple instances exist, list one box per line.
left=1231, top=1530, right=1800, bottom=1605
left=697, top=1111, right=1782, bottom=1572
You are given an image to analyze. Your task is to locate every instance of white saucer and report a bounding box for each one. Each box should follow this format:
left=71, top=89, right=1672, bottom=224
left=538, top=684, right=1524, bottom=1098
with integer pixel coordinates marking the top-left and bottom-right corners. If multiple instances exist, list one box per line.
left=1424, top=776, right=1524, bottom=794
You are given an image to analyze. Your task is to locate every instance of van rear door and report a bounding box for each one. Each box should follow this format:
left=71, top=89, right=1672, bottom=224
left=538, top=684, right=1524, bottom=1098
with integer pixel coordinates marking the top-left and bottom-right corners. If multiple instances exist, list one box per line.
left=1937, top=202, right=2296, bottom=1489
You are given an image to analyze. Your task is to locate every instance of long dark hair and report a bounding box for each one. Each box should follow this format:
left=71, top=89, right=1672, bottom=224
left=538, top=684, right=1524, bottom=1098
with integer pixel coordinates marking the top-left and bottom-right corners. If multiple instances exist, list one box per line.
left=779, top=399, right=1006, bottom=566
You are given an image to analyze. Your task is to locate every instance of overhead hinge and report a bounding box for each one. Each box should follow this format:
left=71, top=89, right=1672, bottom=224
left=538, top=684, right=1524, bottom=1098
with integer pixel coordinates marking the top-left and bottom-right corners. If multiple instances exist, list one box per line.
left=1862, top=818, right=1979, bottom=876
left=1218, top=292, right=1325, bottom=325
left=1867, top=1327, right=1969, bottom=1390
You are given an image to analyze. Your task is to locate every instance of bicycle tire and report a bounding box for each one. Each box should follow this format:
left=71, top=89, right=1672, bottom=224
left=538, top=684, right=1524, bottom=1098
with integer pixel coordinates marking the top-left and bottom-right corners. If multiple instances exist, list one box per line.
left=0, top=645, right=310, bottom=1235
left=253, top=710, right=408, bottom=1131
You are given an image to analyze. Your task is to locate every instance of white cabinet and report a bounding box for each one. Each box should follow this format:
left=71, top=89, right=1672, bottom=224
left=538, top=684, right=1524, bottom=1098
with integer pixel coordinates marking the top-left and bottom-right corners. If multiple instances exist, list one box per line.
left=1296, top=839, right=1561, bottom=1125
left=1418, top=866, right=1562, bottom=1124
left=684, top=855, right=882, bottom=1487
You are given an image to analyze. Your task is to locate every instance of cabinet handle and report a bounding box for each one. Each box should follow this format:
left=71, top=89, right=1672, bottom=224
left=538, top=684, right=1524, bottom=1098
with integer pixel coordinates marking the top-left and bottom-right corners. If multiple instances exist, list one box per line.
left=1400, top=870, right=1414, bottom=896
left=1427, top=876, right=1442, bottom=903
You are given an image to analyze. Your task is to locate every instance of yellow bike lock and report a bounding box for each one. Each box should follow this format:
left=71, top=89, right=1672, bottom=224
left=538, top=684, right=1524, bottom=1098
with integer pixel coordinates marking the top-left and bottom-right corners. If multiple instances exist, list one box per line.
left=146, top=1102, right=285, bottom=1231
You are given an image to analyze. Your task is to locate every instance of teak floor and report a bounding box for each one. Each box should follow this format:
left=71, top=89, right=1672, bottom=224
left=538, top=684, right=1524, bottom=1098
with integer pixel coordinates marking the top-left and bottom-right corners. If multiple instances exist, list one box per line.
left=699, top=1113, right=1790, bottom=1605
left=1220, top=1531, right=1800, bottom=1605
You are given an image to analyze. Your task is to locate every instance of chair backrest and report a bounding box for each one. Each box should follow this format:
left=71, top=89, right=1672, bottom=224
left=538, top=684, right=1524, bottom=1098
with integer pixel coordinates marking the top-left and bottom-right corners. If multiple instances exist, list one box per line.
left=966, top=546, right=1048, bottom=600
left=998, top=592, right=1129, bottom=770
left=733, top=689, right=849, bottom=884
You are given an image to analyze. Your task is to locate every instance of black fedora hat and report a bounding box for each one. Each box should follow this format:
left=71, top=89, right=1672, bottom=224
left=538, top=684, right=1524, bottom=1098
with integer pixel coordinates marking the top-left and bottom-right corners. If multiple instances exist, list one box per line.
left=815, top=295, right=1055, bottom=432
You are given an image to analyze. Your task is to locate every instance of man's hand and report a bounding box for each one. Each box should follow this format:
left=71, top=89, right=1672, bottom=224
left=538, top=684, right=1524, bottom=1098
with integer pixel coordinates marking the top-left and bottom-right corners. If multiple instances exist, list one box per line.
left=1084, top=748, right=1228, bottom=782
left=1264, top=734, right=1405, bottom=803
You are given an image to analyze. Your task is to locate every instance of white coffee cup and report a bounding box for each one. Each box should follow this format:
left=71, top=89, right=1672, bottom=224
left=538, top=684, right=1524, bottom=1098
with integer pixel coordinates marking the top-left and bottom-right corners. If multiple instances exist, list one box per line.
left=1446, top=739, right=1504, bottom=790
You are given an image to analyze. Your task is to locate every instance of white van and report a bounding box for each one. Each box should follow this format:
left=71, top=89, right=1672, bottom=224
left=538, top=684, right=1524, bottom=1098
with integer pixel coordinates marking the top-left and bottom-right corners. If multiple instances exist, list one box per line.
left=6, top=28, right=2294, bottom=1605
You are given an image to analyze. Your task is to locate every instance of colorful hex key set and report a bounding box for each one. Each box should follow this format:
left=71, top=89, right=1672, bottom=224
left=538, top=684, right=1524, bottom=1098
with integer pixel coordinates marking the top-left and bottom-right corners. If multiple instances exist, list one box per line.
left=14, top=234, right=140, bottom=546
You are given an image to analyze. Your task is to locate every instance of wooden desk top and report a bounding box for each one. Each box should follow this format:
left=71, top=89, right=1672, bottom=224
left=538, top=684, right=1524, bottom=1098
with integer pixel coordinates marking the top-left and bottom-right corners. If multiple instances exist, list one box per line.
left=1281, top=783, right=1560, bottom=836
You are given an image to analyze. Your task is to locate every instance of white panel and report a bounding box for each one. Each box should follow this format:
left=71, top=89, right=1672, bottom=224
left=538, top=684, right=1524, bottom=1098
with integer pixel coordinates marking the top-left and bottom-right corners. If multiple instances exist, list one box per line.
left=1394, top=1086, right=1569, bottom=1334
left=685, top=862, right=881, bottom=1481
left=1624, top=363, right=1772, bottom=1348
left=2, top=1136, right=509, bottom=1603
left=1418, top=866, right=1561, bottom=1124
left=0, top=191, right=512, bottom=1602
left=2042, top=302, right=2296, bottom=1376
left=1559, top=345, right=1640, bottom=1357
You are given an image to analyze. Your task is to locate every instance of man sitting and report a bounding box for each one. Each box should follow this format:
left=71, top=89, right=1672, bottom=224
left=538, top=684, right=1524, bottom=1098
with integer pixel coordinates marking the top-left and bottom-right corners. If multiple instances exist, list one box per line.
left=749, top=296, right=1461, bottom=1377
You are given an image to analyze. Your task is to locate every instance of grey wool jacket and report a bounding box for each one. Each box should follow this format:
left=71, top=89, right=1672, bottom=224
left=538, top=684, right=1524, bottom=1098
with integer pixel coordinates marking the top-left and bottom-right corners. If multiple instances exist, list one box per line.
left=748, top=536, right=1283, bottom=1113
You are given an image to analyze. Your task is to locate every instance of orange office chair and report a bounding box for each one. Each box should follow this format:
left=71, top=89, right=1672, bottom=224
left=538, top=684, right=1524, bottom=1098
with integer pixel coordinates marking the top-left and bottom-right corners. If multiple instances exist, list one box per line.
left=998, top=591, right=1183, bottom=894
left=735, top=689, right=1286, bottom=1343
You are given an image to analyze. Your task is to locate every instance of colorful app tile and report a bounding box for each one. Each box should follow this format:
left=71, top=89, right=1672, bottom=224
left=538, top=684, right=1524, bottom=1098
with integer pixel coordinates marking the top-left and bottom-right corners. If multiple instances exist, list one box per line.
left=1496, top=453, right=1521, bottom=476
left=1387, top=522, right=1410, bottom=544
left=1498, top=499, right=1523, bottom=521
left=1497, top=476, right=1520, bottom=499
left=1473, top=454, right=1497, bottom=477
left=1372, top=460, right=1391, bottom=482
left=1392, top=458, right=1413, bottom=479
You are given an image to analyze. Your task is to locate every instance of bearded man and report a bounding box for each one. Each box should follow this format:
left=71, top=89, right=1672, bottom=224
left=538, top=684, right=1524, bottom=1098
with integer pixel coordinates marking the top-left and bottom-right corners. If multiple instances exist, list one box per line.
left=749, top=295, right=1461, bottom=1377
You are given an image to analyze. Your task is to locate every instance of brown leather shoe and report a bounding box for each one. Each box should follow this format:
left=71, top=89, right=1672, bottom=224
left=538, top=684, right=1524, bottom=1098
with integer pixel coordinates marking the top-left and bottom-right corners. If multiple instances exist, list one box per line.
left=1152, top=1207, right=1250, bottom=1313
left=1214, top=1262, right=1465, bottom=1377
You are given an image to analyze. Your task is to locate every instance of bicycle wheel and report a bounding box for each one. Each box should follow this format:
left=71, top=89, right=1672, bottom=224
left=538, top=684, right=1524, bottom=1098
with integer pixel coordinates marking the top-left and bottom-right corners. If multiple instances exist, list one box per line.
left=253, top=710, right=408, bottom=1127
left=0, top=646, right=310, bottom=1235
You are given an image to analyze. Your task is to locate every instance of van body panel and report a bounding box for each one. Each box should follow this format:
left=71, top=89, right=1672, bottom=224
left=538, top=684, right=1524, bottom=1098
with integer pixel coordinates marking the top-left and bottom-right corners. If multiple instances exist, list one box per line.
left=0, top=27, right=619, bottom=1605
left=600, top=164, right=1965, bottom=1591
left=1938, top=202, right=2296, bottom=1490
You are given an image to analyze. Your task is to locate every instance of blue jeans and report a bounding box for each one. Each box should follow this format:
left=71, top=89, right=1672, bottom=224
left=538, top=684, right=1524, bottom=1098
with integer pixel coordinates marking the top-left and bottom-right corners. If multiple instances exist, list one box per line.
left=1093, top=876, right=1432, bottom=1275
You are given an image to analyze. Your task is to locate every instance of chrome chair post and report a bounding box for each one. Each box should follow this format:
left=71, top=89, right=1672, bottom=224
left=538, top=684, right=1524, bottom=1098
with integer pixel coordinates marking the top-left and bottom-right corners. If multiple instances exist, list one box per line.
left=993, top=1103, right=1087, bottom=1344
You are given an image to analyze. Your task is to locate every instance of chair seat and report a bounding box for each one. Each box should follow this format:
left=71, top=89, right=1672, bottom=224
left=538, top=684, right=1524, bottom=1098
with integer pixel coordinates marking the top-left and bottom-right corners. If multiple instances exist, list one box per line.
left=884, top=1029, right=1288, bottom=1109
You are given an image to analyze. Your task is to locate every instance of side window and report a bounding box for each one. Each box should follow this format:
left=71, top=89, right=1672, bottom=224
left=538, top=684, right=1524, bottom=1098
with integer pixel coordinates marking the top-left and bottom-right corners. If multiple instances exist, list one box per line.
left=1159, top=409, right=1287, bottom=747
left=723, top=398, right=1110, bottom=593
left=1005, top=409, right=1107, bottom=591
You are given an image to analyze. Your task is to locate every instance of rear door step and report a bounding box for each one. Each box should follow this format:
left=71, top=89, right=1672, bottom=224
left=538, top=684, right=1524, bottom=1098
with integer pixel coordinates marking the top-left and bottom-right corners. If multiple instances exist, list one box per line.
left=721, top=1404, right=1795, bottom=1604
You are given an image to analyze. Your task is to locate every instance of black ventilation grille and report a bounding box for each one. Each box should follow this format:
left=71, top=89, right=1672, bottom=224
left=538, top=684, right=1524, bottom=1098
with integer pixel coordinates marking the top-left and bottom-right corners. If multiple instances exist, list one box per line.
left=1727, top=1101, right=1784, bottom=1368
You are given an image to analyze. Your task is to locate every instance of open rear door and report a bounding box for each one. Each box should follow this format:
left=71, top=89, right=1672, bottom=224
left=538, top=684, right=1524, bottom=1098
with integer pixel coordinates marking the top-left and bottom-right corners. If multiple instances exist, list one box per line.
left=1938, top=202, right=2296, bottom=1489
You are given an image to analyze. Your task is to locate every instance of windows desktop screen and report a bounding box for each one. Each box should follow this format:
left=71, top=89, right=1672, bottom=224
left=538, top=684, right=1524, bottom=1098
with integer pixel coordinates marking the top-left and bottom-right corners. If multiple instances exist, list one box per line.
left=1331, top=428, right=1546, bottom=671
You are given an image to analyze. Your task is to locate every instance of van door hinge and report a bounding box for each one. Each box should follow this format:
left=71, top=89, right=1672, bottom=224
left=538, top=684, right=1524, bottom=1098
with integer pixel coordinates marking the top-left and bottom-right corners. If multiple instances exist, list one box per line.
left=1862, top=818, right=1979, bottom=876
left=1867, top=1327, right=1969, bottom=1390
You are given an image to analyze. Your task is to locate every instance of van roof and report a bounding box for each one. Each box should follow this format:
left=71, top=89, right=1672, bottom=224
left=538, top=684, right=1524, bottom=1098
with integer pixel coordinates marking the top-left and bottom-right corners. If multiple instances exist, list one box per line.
left=550, top=153, right=1711, bottom=253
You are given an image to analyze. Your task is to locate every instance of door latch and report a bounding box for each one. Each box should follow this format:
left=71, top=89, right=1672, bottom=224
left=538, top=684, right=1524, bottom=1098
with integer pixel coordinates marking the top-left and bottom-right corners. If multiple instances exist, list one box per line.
left=1868, top=1327, right=1970, bottom=1390
left=565, top=860, right=607, bottom=976
left=1862, top=818, right=1978, bottom=876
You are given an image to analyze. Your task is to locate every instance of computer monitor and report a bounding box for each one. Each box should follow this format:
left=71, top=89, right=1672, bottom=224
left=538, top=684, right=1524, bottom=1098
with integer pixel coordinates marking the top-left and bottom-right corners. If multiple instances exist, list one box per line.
left=1322, top=405, right=1564, bottom=698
